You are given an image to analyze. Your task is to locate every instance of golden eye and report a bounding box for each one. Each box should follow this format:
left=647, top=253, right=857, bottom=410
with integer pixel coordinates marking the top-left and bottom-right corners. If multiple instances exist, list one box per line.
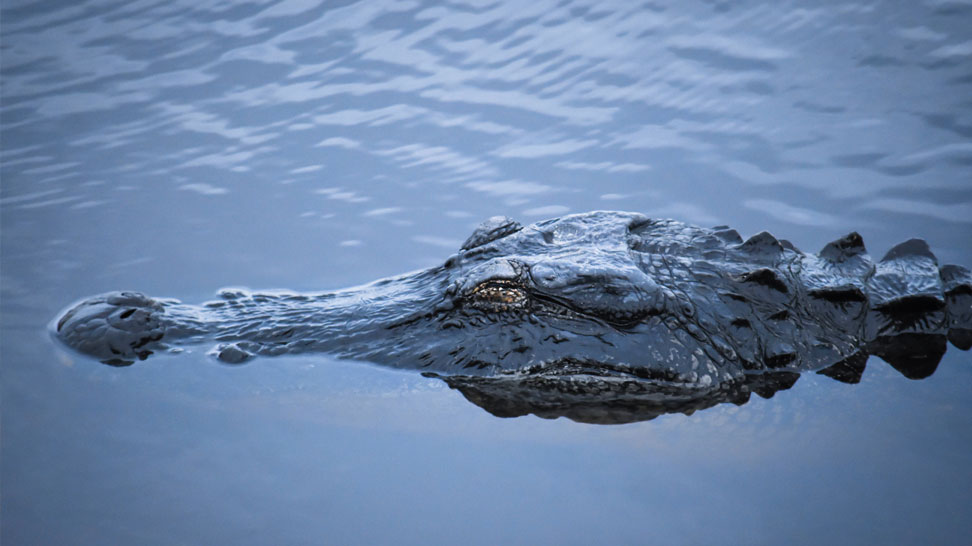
left=470, top=281, right=527, bottom=305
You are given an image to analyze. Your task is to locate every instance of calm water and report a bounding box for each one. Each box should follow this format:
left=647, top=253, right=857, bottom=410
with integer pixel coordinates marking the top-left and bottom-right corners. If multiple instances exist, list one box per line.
left=2, top=0, right=971, bottom=544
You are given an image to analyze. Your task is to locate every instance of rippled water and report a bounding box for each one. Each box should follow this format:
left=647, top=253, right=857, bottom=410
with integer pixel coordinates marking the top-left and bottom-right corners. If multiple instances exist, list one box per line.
left=2, top=1, right=971, bottom=544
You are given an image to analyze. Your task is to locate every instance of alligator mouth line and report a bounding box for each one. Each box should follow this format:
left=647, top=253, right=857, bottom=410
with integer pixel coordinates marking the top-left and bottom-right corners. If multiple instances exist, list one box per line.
left=428, top=358, right=714, bottom=388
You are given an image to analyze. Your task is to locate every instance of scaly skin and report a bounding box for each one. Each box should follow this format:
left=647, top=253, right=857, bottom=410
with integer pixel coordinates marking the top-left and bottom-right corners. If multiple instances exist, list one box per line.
left=53, top=211, right=971, bottom=423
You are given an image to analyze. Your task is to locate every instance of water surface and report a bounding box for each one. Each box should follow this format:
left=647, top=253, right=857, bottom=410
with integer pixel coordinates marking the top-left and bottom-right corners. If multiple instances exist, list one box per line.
left=2, top=1, right=971, bottom=544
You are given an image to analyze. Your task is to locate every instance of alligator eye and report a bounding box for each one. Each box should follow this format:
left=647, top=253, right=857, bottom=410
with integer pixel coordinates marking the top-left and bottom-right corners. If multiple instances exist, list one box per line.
left=469, top=280, right=528, bottom=306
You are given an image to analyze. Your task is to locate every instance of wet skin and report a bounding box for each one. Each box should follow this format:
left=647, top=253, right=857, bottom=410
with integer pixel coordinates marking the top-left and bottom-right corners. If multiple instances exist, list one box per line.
left=53, top=211, right=971, bottom=423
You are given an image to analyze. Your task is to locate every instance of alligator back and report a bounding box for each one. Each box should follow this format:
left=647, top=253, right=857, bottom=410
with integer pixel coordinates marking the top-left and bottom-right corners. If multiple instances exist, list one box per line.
left=624, top=218, right=970, bottom=382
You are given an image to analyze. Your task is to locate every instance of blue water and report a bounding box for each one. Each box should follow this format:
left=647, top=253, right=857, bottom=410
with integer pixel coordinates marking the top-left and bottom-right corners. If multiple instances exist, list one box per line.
left=2, top=1, right=971, bottom=544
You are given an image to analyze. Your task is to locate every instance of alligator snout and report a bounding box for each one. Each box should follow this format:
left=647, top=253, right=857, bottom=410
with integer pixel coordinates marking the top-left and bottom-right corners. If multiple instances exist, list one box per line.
left=54, top=291, right=168, bottom=365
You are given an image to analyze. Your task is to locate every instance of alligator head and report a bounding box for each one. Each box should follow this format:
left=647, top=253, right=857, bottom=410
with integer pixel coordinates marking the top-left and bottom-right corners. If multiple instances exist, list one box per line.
left=52, top=211, right=971, bottom=423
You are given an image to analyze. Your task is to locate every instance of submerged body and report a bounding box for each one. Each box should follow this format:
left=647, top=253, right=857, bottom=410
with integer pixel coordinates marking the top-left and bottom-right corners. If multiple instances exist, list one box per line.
left=54, top=211, right=971, bottom=422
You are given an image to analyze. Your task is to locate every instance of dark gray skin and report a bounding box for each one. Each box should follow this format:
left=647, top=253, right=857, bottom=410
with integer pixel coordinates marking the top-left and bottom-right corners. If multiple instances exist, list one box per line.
left=53, top=211, right=972, bottom=423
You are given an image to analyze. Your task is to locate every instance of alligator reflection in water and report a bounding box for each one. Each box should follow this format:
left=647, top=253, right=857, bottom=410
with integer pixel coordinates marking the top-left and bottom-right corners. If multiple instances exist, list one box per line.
left=53, top=211, right=971, bottom=424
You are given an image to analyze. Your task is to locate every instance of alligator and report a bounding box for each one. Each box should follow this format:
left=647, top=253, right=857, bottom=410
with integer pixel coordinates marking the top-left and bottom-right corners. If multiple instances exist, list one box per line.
left=53, top=211, right=971, bottom=423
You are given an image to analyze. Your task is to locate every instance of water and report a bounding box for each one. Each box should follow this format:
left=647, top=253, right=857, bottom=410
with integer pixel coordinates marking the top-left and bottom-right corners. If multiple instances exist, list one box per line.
left=2, top=0, right=971, bottom=543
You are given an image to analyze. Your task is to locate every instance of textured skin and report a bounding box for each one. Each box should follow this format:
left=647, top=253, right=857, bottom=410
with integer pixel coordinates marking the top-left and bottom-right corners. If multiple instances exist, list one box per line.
left=53, top=211, right=971, bottom=422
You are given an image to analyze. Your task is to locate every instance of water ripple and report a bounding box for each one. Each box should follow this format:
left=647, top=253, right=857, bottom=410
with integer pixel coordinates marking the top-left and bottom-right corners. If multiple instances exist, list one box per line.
left=2, top=0, right=970, bottom=247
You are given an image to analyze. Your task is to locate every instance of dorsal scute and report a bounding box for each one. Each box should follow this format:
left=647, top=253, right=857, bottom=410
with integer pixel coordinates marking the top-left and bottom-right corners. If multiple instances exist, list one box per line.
left=941, top=264, right=972, bottom=348
left=735, top=268, right=790, bottom=293
left=880, top=238, right=937, bottom=263
left=712, top=228, right=742, bottom=244
left=738, top=231, right=783, bottom=256
left=867, top=239, right=944, bottom=310
left=809, top=233, right=874, bottom=288
left=461, top=216, right=522, bottom=250
left=864, top=239, right=946, bottom=342
left=819, top=232, right=867, bottom=262
left=939, top=264, right=971, bottom=294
